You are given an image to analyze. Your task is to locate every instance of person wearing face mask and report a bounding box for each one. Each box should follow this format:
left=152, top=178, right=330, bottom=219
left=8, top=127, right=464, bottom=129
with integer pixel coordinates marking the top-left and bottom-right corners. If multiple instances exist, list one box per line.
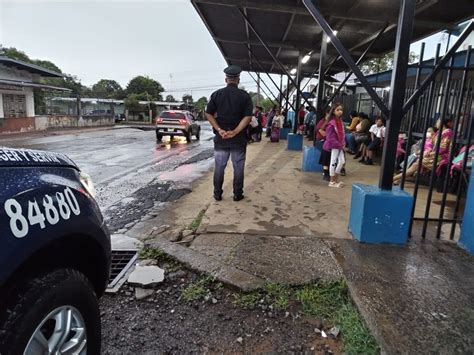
left=393, top=118, right=454, bottom=185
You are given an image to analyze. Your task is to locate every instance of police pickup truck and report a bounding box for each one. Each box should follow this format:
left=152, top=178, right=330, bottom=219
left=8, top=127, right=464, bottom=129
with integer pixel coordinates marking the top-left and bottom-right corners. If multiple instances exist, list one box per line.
left=0, top=147, right=110, bottom=354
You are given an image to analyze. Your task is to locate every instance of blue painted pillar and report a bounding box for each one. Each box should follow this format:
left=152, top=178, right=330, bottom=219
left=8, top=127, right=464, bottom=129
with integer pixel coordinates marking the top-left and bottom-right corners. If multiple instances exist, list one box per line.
left=459, top=173, right=474, bottom=254
left=287, top=133, right=303, bottom=151
left=302, top=146, right=323, bottom=172
left=348, top=184, right=413, bottom=244
left=279, top=128, right=290, bottom=140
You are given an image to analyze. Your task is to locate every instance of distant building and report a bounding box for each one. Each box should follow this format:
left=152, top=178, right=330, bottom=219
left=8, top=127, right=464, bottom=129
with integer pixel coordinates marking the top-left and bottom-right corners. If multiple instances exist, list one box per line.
left=0, top=52, right=71, bottom=133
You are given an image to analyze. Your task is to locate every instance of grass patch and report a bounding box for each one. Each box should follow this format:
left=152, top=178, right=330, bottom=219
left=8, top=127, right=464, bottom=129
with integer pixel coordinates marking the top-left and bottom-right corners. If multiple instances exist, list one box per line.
left=232, top=280, right=379, bottom=354
left=188, top=209, right=206, bottom=232
left=181, top=274, right=222, bottom=302
left=295, top=280, right=349, bottom=319
left=139, top=246, right=182, bottom=272
left=265, top=283, right=292, bottom=310
left=233, top=290, right=262, bottom=309
left=335, top=303, right=379, bottom=354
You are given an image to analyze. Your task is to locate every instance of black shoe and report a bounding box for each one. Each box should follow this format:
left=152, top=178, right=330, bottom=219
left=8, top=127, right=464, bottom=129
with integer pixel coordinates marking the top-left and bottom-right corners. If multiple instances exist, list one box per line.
left=359, top=157, right=366, bottom=163
left=214, top=194, right=222, bottom=201
left=364, top=159, right=373, bottom=165
left=341, top=168, right=346, bottom=176
left=233, top=195, right=244, bottom=201
left=353, top=153, right=361, bottom=159
left=323, top=174, right=330, bottom=181
left=346, top=150, right=355, bottom=155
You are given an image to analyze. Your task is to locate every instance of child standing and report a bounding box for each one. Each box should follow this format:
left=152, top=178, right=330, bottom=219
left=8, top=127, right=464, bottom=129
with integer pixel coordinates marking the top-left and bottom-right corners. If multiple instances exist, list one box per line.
left=323, top=103, right=346, bottom=188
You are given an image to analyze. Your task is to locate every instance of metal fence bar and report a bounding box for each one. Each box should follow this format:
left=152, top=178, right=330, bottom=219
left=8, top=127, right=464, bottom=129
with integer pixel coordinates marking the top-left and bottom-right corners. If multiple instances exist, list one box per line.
left=408, top=44, right=442, bottom=237
left=435, top=55, right=469, bottom=238
left=401, top=43, right=426, bottom=190
left=421, top=56, right=455, bottom=238
left=450, top=82, right=474, bottom=239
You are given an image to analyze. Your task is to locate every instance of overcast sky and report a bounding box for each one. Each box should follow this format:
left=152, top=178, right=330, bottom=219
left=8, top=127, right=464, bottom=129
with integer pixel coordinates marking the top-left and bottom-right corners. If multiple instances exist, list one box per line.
left=0, top=0, right=262, bottom=100
left=0, top=0, right=469, bottom=101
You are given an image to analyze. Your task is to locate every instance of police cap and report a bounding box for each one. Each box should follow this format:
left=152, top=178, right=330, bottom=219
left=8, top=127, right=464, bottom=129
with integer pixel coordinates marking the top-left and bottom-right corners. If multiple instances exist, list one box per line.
left=224, top=65, right=242, bottom=78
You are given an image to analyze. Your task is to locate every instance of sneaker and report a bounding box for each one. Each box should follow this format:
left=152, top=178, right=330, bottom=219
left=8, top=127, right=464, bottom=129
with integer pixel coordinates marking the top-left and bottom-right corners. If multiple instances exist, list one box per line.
left=359, top=157, right=366, bottom=163
left=337, top=181, right=345, bottom=187
left=328, top=181, right=342, bottom=188
left=364, top=159, right=373, bottom=165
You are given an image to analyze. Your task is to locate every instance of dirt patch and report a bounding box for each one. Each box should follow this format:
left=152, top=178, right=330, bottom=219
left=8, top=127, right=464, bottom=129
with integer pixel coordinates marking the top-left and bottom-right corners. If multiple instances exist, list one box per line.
left=100, top=269, right=343, bottom=354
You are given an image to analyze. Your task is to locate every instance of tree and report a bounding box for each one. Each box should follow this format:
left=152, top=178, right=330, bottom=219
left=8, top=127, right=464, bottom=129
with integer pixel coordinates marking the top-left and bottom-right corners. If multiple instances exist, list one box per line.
left=124, top=94, right=141, bottom=112
left=3, top=47, right=30, bottom=62
left=361, top=51, right=419, bottom=75
left=165, top=94, right=176, bottom=102
left=33, top=60, right=62, bottom=73
left=91, top=79, right=124, bottom=99
left=182, top=94, right=194, bottom=104
left=260, top=98, right=274, bottom=112
left=248, top=91, right=264, bottom=106
left=126, top=76, right=164, bottom=100
left=195, top=96, right=208, bottom=111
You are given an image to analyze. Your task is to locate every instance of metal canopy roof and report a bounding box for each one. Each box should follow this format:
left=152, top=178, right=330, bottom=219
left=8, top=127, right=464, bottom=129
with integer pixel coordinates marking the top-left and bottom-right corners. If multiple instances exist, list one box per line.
left=0, top=56, right=63, bottom=78
left=191, top=0, right=474, bottom=78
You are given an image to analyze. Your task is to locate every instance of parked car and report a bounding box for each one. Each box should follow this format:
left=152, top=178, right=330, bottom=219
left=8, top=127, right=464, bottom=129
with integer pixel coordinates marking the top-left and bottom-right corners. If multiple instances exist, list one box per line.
left=114, top=113, right=126, bottom=123
left=0, top=147, right=111, bottom=354
left=155, top=110, right=201, bottom=143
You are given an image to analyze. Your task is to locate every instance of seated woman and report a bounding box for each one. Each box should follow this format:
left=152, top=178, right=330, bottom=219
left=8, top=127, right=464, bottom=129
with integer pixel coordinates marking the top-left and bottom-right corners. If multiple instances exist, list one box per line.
left=393, top=118, right=453, bottom=185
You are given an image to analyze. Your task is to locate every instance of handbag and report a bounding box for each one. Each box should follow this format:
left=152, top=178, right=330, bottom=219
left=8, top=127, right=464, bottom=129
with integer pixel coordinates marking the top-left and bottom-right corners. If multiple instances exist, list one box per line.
left=250, top=116, right=259, bottom=128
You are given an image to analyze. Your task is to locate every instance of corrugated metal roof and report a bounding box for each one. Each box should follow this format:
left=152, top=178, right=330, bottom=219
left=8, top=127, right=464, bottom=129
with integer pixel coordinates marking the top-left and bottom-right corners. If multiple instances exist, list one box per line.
left=191, top=0, right=474, bottom=77
left=0, top=56, right=63, bottom=78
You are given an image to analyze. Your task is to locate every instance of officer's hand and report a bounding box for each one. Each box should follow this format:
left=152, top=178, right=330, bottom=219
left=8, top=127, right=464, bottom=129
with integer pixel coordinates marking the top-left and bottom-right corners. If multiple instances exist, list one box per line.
left=225, top=130, right=236, bottom=139
left=218, top=128, right=227, bottom=138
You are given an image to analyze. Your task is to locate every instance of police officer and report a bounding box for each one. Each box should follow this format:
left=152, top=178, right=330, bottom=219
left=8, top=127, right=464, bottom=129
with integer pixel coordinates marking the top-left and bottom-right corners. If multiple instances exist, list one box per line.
left=205, top=65, right=253, bottom=201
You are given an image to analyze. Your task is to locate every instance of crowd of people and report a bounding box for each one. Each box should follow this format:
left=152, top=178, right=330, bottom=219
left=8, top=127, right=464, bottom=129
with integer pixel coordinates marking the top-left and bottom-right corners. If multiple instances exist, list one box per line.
left=304, top=102, right=472, bottom=190
left=247, top=105, right=289, bottom=144
left=245, top=101, right=472, bottom=191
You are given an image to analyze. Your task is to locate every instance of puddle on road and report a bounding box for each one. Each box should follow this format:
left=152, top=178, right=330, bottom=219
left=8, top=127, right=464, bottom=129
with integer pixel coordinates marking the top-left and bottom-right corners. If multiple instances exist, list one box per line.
left=159, top=158, right=214, bottom=183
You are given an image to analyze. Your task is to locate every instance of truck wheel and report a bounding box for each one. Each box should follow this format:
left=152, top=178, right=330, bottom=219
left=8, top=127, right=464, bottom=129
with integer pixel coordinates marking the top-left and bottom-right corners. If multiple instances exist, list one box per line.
left=0, top=269, right=101, bottom=355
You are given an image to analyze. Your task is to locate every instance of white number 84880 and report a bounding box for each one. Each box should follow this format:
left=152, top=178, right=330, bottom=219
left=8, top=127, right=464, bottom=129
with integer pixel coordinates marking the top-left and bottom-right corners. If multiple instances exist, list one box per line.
left=4, top=187, right=81, bottom=239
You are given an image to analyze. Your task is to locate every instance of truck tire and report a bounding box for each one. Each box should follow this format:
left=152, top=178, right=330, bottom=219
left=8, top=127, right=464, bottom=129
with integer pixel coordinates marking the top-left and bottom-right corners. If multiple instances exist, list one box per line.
left=0, top=269, right=101, bottom=355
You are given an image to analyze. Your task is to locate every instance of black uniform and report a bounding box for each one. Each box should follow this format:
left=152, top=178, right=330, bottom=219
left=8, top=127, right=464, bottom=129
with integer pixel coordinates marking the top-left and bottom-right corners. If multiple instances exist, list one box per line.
left=205, top=65, right=253, bottom=201
left=205, top=84, right=253, bottom=148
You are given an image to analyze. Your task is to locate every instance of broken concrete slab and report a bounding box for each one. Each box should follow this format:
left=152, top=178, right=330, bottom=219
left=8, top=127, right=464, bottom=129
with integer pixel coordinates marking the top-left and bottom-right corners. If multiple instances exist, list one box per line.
left=111, top=234, right=142, bottom=250
left=192, top=233, right=342, bottom=284
left=135, top=287, right=155, bottom=300
left=127, top=265, right=165, bottom=288
left=138, top=259, right=157, bottom=266
left=147, top=237, right=265, bottom=292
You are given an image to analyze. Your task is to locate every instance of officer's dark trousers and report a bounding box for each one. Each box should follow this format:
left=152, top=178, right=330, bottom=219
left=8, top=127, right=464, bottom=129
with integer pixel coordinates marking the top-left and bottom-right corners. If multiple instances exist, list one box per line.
left=213, top=146, right=246, bottom=197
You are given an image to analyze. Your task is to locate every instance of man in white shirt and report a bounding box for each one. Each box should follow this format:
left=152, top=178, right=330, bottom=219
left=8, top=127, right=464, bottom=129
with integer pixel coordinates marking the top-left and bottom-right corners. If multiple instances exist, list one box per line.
left=364, top=117, right=385, bottom=165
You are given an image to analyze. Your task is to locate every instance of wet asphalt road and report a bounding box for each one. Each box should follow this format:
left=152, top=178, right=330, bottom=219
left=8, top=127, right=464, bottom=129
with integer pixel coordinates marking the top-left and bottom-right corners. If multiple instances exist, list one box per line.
left=1, top=123, right=215, bottom=232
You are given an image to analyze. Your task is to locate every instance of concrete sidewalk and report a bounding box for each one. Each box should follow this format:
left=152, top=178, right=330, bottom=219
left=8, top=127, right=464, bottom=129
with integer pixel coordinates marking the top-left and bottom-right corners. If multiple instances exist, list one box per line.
left=133, top=137, right=474, bottom=354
